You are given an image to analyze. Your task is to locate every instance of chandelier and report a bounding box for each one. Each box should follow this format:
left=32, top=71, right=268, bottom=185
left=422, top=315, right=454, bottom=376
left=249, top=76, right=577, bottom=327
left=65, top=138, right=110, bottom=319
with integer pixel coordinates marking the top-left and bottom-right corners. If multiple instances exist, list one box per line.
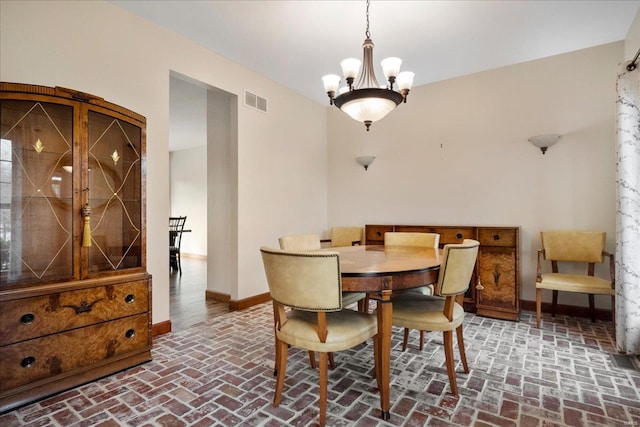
left=322, top=0, right=414, bottom=131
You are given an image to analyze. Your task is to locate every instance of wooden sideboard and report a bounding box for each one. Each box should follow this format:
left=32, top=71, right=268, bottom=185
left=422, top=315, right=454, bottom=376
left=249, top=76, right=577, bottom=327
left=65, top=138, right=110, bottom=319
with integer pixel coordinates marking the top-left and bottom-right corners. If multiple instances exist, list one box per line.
left=365, top=224, right=520, bottom=321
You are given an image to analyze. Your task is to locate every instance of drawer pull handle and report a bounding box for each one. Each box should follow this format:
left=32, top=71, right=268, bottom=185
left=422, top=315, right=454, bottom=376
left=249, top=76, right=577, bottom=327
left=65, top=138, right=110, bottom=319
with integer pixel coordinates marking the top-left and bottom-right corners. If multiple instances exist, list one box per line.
left=125, top=294, right=135, bottom=304
left=125, top=329, right=136, bottom=339
left=456, top=233, right=463, bottom=239
left=20, top=313, right=35, bottom=324
left=62, top=298, right=103, bottom=314
left=376, top=231, right=382, bottom=237
left=493, top=234, right=500, bottom=241
left=21, top=356, right=36, bottom=368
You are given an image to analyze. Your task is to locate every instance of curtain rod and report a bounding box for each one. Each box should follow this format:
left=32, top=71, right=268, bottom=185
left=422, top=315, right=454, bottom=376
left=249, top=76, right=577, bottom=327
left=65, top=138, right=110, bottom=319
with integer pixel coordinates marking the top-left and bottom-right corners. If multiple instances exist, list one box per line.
left=627, top=47, right=640, bottom=71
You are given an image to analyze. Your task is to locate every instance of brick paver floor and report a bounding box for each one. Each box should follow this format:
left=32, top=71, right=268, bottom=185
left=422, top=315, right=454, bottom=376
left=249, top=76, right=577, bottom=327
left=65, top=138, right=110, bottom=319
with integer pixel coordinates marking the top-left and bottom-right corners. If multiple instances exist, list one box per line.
left=1, top=304, right=638, bottom=426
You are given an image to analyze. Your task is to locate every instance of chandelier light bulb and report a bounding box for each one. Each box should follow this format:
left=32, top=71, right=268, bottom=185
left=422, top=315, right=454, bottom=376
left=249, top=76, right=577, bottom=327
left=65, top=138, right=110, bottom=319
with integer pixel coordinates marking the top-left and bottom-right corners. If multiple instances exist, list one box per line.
left=322, top=74, right=341, bottom=93
left=381, top=57, right=402, bottom=80
left=340, top=58, right=362, bottom=80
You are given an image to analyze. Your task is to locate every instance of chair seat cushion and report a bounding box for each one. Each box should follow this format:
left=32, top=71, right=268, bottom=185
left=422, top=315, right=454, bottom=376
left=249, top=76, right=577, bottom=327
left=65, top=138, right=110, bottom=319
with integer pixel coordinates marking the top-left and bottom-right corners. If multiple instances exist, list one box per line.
left=341, top=292, right=367, bottom=307
left=277, top=309, right=377, bottom=353
left=537, top=273, right=614, bottom=295
left=390, top=295, right=464, bottom=331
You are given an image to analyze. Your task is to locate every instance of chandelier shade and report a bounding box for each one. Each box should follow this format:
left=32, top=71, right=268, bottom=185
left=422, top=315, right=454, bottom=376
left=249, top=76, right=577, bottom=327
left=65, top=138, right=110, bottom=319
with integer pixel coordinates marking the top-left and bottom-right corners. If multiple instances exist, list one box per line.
left=322, top=0, right=414, bottom=131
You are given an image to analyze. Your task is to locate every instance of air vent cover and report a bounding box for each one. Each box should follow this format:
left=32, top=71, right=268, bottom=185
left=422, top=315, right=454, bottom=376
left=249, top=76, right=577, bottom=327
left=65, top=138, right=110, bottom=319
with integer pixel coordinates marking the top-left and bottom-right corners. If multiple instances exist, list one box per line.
left=244, top=90, right=267, bottom=113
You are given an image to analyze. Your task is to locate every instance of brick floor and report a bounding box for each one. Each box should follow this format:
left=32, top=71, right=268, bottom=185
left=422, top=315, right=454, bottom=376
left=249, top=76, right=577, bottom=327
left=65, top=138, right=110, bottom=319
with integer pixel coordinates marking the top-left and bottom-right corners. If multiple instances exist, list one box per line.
left=1, top=305, right=638, bottom=426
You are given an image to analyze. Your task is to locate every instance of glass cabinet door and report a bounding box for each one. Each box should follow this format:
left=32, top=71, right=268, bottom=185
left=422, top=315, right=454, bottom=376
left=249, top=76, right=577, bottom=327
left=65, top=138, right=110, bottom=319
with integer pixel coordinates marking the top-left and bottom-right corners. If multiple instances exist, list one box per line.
left=86, top=109, right=142, bottom=274
left=0, top=99, right=76, bottom=286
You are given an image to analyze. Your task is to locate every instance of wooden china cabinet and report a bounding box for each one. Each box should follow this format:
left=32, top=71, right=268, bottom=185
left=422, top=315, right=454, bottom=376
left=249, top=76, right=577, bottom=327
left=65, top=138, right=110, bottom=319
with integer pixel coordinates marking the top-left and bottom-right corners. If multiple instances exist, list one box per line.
left=0, top=83, right=151, bottom=412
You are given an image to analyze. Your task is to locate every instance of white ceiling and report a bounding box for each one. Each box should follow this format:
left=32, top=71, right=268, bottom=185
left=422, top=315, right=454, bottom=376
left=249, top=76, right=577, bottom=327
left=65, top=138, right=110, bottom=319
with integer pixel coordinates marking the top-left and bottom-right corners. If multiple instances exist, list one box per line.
left=110, top=0, right=640, bottom=151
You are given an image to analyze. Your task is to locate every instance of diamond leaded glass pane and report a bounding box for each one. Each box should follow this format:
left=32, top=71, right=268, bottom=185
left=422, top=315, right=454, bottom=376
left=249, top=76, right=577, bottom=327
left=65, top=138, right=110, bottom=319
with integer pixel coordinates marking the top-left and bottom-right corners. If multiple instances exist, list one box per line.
left=0, top=100, right=74, bottom=285
left=87, top=110, right=142, bottom=272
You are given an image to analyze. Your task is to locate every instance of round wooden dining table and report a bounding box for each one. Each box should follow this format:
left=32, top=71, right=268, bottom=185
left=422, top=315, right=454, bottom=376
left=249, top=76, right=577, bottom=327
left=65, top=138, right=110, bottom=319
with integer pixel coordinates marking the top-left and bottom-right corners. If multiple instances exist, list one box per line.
left=320, top=245, right=441, bottom=421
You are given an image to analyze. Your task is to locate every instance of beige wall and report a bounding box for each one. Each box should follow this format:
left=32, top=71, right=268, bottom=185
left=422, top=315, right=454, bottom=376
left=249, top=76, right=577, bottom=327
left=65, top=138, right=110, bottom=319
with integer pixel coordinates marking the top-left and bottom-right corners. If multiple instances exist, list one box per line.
left=0, top=1, right=328, bottom=322
left=327, top=42, right=622, bottom=308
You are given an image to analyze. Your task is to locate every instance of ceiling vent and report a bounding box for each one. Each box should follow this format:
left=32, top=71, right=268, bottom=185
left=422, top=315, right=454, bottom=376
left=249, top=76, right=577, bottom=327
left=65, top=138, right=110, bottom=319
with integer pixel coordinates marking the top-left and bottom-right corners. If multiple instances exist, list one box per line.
left=244, top=90, right=267, bottom=113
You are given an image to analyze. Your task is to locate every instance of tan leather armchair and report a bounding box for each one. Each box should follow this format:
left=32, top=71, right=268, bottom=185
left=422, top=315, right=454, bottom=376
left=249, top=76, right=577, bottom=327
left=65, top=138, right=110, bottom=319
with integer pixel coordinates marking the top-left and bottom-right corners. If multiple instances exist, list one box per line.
left=535, top=231, right=615, bottom=328
left=260, top=247, right=378, bottom=426
left=390, top=239, right=479, bottom=396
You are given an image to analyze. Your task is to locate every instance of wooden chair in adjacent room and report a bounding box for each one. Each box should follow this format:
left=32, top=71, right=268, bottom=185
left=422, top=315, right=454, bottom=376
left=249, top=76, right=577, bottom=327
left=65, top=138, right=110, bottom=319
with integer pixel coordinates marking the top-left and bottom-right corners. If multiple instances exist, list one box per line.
left=169, top=216, right=187, bottom=275
left=535, top=231, right=615, bottom=328
left=260, top=247, right=378, bottom=427
left=384, top=231, right=440, bottom=350
left=390, top=239, right=480, bottom=396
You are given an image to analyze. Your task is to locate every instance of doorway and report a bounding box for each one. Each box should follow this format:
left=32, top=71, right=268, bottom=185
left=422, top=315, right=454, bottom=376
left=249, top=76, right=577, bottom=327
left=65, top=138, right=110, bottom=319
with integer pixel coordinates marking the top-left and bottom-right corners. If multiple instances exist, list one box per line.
left=168, top=72, right=237, bottom=331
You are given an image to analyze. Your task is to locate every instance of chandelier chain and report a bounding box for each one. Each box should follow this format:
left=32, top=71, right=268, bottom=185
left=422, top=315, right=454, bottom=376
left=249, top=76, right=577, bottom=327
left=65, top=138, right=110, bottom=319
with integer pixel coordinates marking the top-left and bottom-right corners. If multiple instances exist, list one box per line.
left=365, top=0, right=370, bottom=38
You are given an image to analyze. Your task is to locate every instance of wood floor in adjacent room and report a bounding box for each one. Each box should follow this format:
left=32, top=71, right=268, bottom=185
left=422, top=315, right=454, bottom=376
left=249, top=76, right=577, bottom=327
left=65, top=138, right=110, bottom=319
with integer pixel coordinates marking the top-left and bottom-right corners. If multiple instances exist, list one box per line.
left=170, top=256, right=229, bottom=332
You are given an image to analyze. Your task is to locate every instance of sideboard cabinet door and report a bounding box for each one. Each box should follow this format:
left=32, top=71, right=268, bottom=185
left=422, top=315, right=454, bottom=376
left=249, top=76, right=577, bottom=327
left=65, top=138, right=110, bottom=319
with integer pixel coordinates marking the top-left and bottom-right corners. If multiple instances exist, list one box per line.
left=475, top=227, right=520, bottom=321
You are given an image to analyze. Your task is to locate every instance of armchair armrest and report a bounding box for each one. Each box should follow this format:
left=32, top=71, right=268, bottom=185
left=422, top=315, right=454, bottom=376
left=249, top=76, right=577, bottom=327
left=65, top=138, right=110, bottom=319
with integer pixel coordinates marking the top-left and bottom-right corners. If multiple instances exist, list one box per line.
left=603, top=250, right=615, bottom=288
left=536, top=249, right=545, bottom=282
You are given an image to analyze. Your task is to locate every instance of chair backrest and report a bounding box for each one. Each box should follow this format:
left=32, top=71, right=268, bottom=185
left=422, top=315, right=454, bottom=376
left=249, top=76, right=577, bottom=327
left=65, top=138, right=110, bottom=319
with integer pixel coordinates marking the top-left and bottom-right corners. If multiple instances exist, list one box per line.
left=437, top=239, right=480, bottom=296
left=260, top=247, right=342, bottom=311
left=540, top=231, right=605, bottom=263
left=278, top=233, right=321, bottom=251
left=169, top=216, right=187, bottom=248
left=384, top=232, right=440, bottom=248
left=330, top=227, right=363, bottom=247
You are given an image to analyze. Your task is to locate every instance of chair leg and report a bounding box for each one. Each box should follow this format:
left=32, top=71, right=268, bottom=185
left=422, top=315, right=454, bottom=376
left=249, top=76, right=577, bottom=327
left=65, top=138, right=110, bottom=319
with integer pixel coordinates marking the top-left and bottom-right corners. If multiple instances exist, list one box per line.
left=274, top=339, right=288, bottom=406
left=536, top=288, right=542, bottom=328
left=551, top=290, right=558, bottom=317
left=443, top=330, right=458, bottom=396
left=308, top=351, right=316, bottom=369
left=611, top=295, right=616, bottom=331
left=419, top=330, right=425, bottom=351
left=402, top=328, right=410, bottom=351
left=177, top=253, right=182, bottom=276
left=456, top=325, right=469, bottom=374
left=328, top=353, right=336, bottom=370
left=319, top=352, right=328, bottom=426
left=589, top=294, right=596, bottom=323
left=372, top=333, right=380, bottom=383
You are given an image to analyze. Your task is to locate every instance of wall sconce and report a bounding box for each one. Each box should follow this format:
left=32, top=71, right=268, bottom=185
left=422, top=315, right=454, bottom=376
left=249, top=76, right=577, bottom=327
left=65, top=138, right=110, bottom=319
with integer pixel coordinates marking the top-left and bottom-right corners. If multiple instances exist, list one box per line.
left=356, top=156, right=375, bottom=171
left=528, top=134, right=561, bottom=154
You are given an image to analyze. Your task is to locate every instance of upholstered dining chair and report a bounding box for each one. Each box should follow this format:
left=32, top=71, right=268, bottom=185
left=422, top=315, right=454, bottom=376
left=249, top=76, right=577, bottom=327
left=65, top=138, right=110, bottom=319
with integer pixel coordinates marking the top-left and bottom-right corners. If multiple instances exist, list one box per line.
left=260, top=247, right=378, bottom=427
left=169, top=216, right=187, bottom=275
left=536, top=231, right=615, bottom=328
left=278, top=233, right=367, bottom=371
left=321, top=226, right=364, bottom=247
left=384, top=231, right=440, bottom=350
left=391, top=239, right=479, bottom=396
left=279, top=233, right=366, bottom=310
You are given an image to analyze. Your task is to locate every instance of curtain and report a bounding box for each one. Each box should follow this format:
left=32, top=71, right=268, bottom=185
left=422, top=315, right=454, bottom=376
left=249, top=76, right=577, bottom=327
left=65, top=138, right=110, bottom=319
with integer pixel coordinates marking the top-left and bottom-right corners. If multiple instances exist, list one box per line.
left=616, top=62, right=640, bottom=355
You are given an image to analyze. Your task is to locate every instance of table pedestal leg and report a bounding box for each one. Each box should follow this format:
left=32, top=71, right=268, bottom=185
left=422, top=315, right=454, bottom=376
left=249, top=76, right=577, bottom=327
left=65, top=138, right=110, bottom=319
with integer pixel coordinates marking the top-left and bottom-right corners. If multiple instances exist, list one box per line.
left=377, top=289, right=392, bottom=420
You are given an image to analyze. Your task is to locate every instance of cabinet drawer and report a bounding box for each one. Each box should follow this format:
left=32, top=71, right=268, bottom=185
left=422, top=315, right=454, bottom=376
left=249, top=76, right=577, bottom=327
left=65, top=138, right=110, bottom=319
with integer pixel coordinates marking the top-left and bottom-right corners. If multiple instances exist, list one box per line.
left=0, top=280, right=149, bottom=346
left=478, top=228, right=517, bottom=247
left=365, top=225, right=394, bottom=245
left=0, top=313, right=149, bottom=392
left=432, top=227, right=476, bottom=245
left=394, top=225, right=435, bottom=233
